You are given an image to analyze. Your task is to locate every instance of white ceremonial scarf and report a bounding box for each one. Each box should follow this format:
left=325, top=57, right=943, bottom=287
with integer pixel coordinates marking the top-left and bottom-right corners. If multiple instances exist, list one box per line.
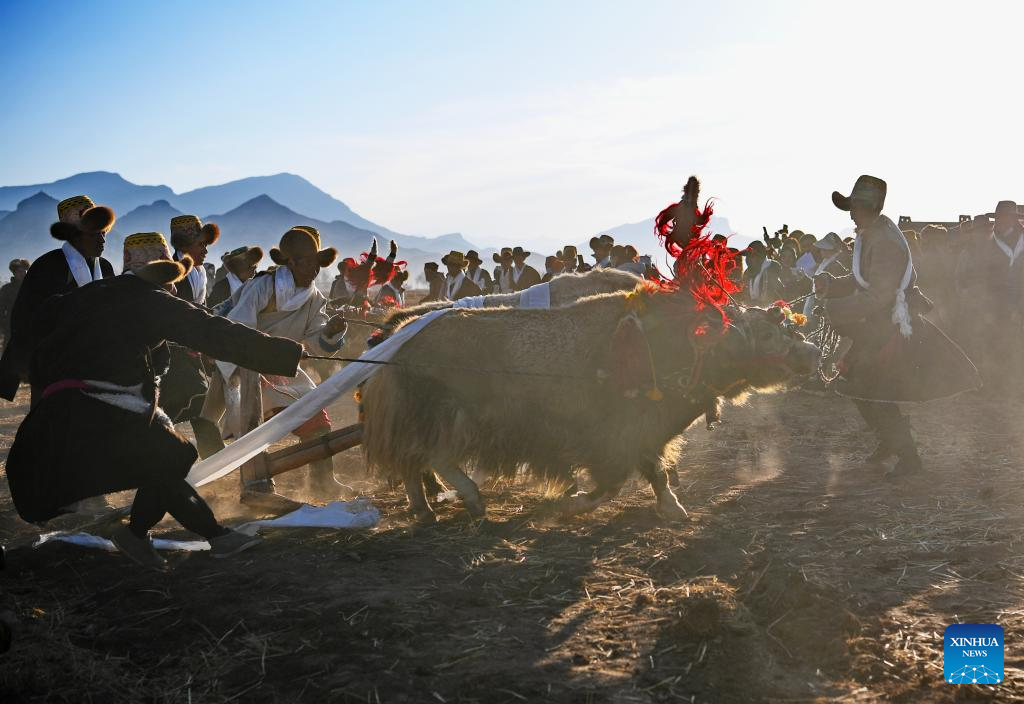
left=445, top=272, right=466, bottom=300
left=498, top=269, right=513, bottom=293
left=274, top=266, right=315, bottom=312
left=992, top=231, right=1024, bottom=267
left=796, top=251, right=817, bottom=276
left=852, top=224, right=915, bottom=338
left=512, top=265, right=526, bottom=285
left=185, top=261, right=207, bottom=305
left=226, top=271, right=244, bottom=295
left=62, top=241, right=102, bottom=288
left=467, top=267, right=486, bottom=288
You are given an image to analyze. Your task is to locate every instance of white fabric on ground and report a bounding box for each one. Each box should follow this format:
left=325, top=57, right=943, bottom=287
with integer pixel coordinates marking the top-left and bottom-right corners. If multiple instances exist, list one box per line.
left=187, top=307, right=450, bottom=487
left=33, top=499, right=381, bottom=553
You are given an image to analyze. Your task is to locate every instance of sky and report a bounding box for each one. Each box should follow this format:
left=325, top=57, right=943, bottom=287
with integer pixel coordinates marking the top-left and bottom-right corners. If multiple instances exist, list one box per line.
left=1, top=0, right=1022, bottom=250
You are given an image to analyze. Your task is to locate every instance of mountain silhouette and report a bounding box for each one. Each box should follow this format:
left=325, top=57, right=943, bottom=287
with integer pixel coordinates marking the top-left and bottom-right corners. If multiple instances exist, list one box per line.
left=0, top=171, right=479, bottom=253
left=0, top=172, right=175, bottom=215
left=114, top=199, right=184, bottom=237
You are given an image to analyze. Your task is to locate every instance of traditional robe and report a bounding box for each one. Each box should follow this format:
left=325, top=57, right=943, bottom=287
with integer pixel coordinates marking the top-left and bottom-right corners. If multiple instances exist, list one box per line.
left=217, top=268, right=345, bottom=422
left=5, top=274, right=301, bottom=523
left=494, top=266, right=514, bottom=294
left=159, top=268, right=213, bottom=424
left=511, top=264, right=542, bottom=292
left=0, top=277, right=24, bottom=341
left=423, top=271, right=446, bottom=302
left=742, top=257, right=784, bottom=306
left=465, top=266, right=493, bottom=294
left=443, top=272, right=484, bottom=301
left=373, top=281, right=406, bottom=308
left=0, top=246, right=114, bottom=400
left=952, top=224, right=1024, bottom=386
left=822, top=214, right=978, bottom=402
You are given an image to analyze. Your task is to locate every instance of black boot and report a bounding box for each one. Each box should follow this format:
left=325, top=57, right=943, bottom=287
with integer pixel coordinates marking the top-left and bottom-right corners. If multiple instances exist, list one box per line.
left=191, top=418, right=226, bottom=459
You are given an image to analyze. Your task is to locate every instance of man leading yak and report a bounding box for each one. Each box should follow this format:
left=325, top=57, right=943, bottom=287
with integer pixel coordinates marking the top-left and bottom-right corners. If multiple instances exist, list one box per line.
left=815, top=175, right=979, bottom=479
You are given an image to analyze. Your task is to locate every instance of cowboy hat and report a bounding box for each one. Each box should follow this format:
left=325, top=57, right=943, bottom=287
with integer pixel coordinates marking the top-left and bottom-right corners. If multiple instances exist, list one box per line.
left=832, top=175, right=887, bottom=212
left=8, top=258, right=29, bottom=273
left=511, top=246, right=530, bottom=259
left=269, top=228, right=337, bottom=268
left=466, top=250, right=483, bottom=265
left=559, top=245, right=578, bottom=262
left=492, top=247, right=513, bottom=264
left=51, top=195, right=116, bottom=240
left=123, top=232, right=193, bottom=286
left=441, top=250, right=468, bottom=268
left=995, top=201, right=1020, bottom=219
left=170, top=215, right=220, bottom=251
left=813, top=232, right=845, bottom=251
left=589, top=234, right=614, bottom=251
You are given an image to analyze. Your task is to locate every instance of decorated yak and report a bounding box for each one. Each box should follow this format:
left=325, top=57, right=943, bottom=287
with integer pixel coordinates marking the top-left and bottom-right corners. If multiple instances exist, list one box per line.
left=381, top=268, right=645, bottom=330
left=361, top=285, right=818, bottom=523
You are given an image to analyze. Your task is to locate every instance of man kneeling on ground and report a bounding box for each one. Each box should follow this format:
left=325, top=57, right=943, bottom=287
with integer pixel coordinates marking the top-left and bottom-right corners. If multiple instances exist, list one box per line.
left=4, top=233, right=304, bottom=570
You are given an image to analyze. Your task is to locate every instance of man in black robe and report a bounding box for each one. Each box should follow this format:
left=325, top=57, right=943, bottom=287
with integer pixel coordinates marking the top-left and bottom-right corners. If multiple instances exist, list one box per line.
left=510, top=246, right=542, bottom=292
left=0, top=195, right=116, bottom=402
left=5, top=232, right=304, bottom=570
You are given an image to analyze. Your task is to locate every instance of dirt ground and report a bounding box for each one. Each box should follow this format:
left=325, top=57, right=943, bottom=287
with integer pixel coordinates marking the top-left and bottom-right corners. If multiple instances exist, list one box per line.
left=1, top=383, right=1023, bottom=703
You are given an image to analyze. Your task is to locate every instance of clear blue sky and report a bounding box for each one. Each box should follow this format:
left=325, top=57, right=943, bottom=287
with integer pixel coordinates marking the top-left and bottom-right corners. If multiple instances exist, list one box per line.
left=2, top=1, right=1021, bottom=249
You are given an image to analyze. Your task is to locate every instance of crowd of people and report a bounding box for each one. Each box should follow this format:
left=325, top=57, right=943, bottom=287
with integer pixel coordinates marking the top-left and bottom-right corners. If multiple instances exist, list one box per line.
left=0, top=180, right=1019, bottom=570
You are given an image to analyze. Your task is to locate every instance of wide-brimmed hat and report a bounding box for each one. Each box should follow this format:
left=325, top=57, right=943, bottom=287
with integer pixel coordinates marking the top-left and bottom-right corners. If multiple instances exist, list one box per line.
left=995, top=201, right=1020, bottom=219
left=466, top=250, right=483, bottom=265
left=813, top=232, right=845, bottom=251
left=492, top=247, right=513, bottom=264
left=441, top=250, right=468, bottom=268
left=424, top=261, right=439, bottom=271
left=545, top=255, right=565, bottom=273
left=8, top=258, right=29, bottom=273
left=51, top=195, right=116, bottom=240
left=269, top=228, right=337, bottom=268
left=123, top=232, right=193, bottom=286
left=222, top=245, right=264, bottom=268
left=559, top=245, right=578, bottom=262
left=589, top=234, right=614, bottom=251
left=170, top=215, right=220, bottom=251
left=511, top=246, right=530, bottom=259
left=832, top=175, right=887, bottom=212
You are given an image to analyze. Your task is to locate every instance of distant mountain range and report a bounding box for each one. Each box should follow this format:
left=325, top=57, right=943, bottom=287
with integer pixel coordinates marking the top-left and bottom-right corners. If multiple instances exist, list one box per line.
left=0, top=170, right=734, bottom=284
left=0, top=171, right=486, bottom=279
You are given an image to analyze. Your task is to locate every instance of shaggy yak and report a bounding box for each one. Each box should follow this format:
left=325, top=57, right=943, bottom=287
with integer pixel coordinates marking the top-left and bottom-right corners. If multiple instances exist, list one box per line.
left=381, top=268, right=644, bottom=329
left=361, top=283, right=819, bottom=523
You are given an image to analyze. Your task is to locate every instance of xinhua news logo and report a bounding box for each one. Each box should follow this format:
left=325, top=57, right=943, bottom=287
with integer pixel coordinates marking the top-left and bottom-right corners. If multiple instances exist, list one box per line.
left=944, top=624, right=1004, bottom=684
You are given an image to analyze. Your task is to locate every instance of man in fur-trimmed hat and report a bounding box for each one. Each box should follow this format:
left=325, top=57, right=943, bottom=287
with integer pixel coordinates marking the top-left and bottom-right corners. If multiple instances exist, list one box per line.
left=0, top=259, right=30, bottom=347
left=5, top=232, right=304, bottom=569
left=207, top=227, right=350, bottom=510
left=169, top=215, right=220, bottom=306
left=208, top=246, right=264, bottom=309
left=0, top=196, right=117, bottom=402
left=815, top=175, right=979, bottom=478
left=160, top=215, right=223, bottom=453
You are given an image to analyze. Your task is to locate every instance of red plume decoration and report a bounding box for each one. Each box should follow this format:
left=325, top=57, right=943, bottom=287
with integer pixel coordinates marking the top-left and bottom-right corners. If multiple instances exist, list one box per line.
left=653, top=176, right=739, bottom=328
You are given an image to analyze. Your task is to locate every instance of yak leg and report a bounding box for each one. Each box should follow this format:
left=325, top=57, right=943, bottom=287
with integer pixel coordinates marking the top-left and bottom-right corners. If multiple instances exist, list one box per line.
left=434, top=463, right=486, bottom=518
left=562, top=474, right=622, bottom=516
left=638, top=461, right=688, bottom=522
left=403, top=469, right=437, bottom=525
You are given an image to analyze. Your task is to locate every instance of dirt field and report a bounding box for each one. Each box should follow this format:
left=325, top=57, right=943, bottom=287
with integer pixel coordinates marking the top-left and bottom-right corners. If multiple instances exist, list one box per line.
left=1, top=384, right=1023, bottom=703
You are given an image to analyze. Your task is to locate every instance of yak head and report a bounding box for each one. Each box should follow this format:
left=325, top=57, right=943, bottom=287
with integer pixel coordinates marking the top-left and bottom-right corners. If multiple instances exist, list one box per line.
left=628, top=290, right=819, bottom=400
